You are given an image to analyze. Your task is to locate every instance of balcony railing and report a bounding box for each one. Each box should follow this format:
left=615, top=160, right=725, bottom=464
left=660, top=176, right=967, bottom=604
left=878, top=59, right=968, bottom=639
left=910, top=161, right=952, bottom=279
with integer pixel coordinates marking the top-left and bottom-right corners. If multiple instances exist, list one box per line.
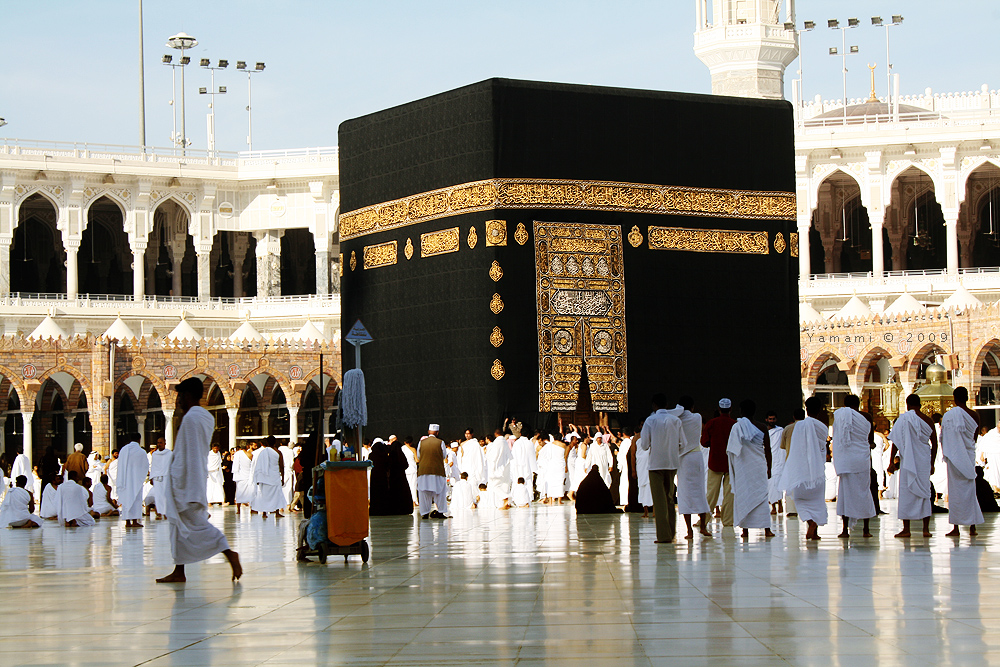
left=0, top=292, right=341, bottom=311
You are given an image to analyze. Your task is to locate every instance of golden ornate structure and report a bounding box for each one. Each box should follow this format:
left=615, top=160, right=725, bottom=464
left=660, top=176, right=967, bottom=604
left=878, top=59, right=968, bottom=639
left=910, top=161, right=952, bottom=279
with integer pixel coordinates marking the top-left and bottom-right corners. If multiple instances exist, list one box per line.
left=485, top=220, right=507, bottom=246
left=363, top=241, right=398, bottom=269
left=489, top=261, right=503, bottom=282
left=467, top=226, right=478, bottom=249
left=790, top=232, right=799, bottom=257
left=535, top=221, right=627, bottom=413
left=420, top=227, right=460, bottom=258
left=514, top=222, right=529, bottom=245
left=647, top=226, right=769, bottom=254
left=490, top=293, right=504, bottom=314
left=349, top=250, right=357, bottom=271
left=773, top=232, right=786, bottom=253
left=627, top=225, right=644, bottom=248
left=491, top=359, right=505, bottom=381
left=339, top=177, right=796, bottom=240
left=404, top=237, right=414, bottom=260
left=490, top=326, right=504, bottom=348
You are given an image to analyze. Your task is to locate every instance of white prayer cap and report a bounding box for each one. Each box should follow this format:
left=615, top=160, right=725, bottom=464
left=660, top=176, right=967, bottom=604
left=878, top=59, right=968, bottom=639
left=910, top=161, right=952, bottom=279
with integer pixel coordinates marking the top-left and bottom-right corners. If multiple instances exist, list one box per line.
left=74, top=443, right=84, bottom=452
left=719, top=398, right=732, bottom=409
left=428, top=423, right=440, bottom=432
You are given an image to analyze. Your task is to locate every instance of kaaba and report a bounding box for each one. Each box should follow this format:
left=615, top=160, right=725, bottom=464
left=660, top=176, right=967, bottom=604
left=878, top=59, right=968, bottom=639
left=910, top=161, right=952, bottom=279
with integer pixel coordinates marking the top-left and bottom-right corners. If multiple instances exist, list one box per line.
left=339, top=78, right=798, bottom=438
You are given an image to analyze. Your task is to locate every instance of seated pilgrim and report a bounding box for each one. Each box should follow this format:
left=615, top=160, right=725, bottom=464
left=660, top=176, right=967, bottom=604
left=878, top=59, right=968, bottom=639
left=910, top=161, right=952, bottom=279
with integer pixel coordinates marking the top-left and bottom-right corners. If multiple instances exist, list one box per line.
left=0, top=476, right=43, bottom=528
left=976, top=466, right=1000, bottom=513
left=575, top=465, right=623, bottom=514
left=58, top=471, right=99, bottom=527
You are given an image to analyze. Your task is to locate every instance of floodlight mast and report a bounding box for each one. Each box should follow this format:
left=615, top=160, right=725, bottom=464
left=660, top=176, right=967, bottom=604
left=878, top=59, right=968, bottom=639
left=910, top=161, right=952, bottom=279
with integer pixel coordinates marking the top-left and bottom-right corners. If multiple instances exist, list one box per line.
left=166, top=32, right=198, bottom=155
left=200, top=58, right=229, bottom=156
left=872, top=15, right=904, bottom=118
left=828, top=19, right=859, bottom=126
left=237, top=61, right=266, bottom=152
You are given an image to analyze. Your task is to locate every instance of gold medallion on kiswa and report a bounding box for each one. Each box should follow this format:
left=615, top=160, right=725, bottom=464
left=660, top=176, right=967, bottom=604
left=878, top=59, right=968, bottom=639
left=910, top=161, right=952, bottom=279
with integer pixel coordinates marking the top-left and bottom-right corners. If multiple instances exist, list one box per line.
left=535, top=221, right=626, bottom=413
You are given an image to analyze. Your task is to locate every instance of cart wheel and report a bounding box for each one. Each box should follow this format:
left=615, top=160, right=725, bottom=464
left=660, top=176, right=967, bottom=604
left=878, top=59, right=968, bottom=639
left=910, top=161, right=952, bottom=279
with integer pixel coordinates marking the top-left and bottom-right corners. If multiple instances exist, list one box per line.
left=317, top=543, right=327, bottom=564
left=361, top=540, right=370, bottom=563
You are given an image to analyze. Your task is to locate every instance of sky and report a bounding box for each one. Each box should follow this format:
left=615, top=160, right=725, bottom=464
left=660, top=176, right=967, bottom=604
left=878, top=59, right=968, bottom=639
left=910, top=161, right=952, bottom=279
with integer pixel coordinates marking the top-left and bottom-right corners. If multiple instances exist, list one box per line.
left=1, top=1, right=997, bottom=152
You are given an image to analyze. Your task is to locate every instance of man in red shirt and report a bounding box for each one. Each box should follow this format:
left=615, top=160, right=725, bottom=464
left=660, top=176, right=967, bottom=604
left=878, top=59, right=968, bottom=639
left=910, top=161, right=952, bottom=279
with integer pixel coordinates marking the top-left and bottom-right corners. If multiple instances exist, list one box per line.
left=702, top=398, right=737, bottom=527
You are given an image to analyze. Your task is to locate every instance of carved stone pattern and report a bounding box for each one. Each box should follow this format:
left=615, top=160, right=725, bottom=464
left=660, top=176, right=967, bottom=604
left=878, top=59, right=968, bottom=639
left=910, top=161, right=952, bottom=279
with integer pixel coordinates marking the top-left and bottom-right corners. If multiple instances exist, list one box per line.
left=363, top=241, right=397, bottom=269
left=349, top=251, right=357, bottom=271
left=420, top=227, right=460, bottom=257
left=490, top=326, right=504, bottom=348
left=467, top=226, right=478, bottom=249
left=404, top=238, right=414, bottom=260
left=773, top=232, right=786, bottom=254
left=790, top=232, right=799, bottom=257
left=514, top=223, right=529, bottom=245
left=491, top=359, right=505, bottom=381
left=648, top=226, right=769, bottom=255
left=489, top=261, right=503, bottom=282
left=485, top=220, right=507, bottom=246
left=627, top=225, right=643, bottom=248
left=339, top=178, right=796, bottom=239
left=535, top=221, right=627, bottom=413
left=490, top=293, right=504, bottom=314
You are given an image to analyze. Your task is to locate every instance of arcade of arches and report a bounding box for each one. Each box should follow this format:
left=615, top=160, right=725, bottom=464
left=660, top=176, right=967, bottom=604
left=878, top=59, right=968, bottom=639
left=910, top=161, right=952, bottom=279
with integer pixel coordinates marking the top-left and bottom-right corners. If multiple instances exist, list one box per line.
left=807, top=162, right=1000, bottom=275
left=801, top=300, right=1000, bottom=431
left=0, top=335, right=341, bottom=470
left=10, top=194, right=328, bottom=298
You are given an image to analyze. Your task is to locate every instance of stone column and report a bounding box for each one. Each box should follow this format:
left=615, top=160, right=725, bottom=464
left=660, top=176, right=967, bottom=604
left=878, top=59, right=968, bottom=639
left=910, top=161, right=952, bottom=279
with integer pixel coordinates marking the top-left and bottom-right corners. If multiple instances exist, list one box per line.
left=65, top=239, right=80, bottom=299
left=944, top=209, right=960, bottom=274
left=315, top=249, right=329, bottom=296
left=0, top=236, right=11, bottom=297
left=170, top=241, right=185, bottom=297
left=254, top=230, right=283, bottom=297
left=162, top=409, right=175, bottom=449
left=227, top=408, right=238, bottom=451
left=796, top=213, right=811, bottom=278
left=288, top=405, right=299, bottom=445
left=65, top=415, right=75, bottom=458
left=0, top=415, right=6, bottom=459
left=259, top=409, right=271, bottom=436
left=196, top=244, right=212, bottom=301
left=135, top=414, right=146, bottom=447
left=231, top=234, right=249, bottom=297
left=869, top=211, right=885, bottom=280
left=22, top=411, right=34, bottom=469
left=132, top=243, right=146, bottom=300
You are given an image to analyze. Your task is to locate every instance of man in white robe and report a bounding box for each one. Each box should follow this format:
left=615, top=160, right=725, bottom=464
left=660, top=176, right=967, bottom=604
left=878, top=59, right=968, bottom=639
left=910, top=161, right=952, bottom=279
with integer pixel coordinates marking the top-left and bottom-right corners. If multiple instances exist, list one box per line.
left=106, top=450, right=120, bottom=502
left=10, top=446, right=30, bottom=489
left=668, top=396, right=712, bottom=539
left=459, top=430, right=486, bottom=490
left=636, top=433, right=652, bottom=514
left=832, top=395, right=877, bottom=538
left=976, top=426, right=1000, bottom=492
left=726, top=399, right=774, bottom=539
left=781, top=396, right=828, bottom=540
left=231, top=444, right=254, bottom=513
left=145, top=438, right=172, bottom=520
left=586, top=436, right=613, bottom=488
left=451, top=472, right=476, bottom=511
left=767, top=419, right=786, bottom=513
left=616, top=432, right=632, bottom=506
left=537, top=436, right=566, bottom=503
left=888, top=393, right=937, bottom=538
left=251, top=436, right=286, bottom=518
left=640, top=394, right=686, bottom=544
left=117, top=434, right=148, bottom=528
left=0, top=476, right=42, bottom=528
left=58, top=472, right=97, bottom=527
left=485, top=429, right=513, bottom=509
left=206, top=444, right=226, bottom=505
left=278, top=441, right=296, bottom=508
left=156, top=378, right=241, bottom=583
left=40, top=477, right=61, bottom=519
left=941, top=387, right=983, bottom=536
left=402, top=437, right=419, bottom=507
left=511, top=427, right=537, bottom=499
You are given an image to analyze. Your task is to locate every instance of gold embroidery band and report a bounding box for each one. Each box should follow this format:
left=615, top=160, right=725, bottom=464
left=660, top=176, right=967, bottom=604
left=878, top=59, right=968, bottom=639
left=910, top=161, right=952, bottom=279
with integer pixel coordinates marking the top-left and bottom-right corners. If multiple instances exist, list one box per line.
left=340, top=178, right=796, bottom=240
left=648, top=226, right=769, bottom=255
left=363, top=241, right=397, bottom=269
left=420, top=227, right=460, bottom=258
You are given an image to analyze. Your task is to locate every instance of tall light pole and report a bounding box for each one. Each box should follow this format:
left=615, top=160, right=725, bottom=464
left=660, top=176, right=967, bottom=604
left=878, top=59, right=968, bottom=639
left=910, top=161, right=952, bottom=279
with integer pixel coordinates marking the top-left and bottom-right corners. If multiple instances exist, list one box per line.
left=872, top=15, right=904, bottom=118
left=828, top=18, right=860, bottom=126
left=199, top=59, right=228, bottom=156
left=139, top=0, right=146, bottom=152
left=166, top=32, right=198, bottom=155
left=783, top=20, right=815, bottom=124
left=237, top=61, right=265, bottom=153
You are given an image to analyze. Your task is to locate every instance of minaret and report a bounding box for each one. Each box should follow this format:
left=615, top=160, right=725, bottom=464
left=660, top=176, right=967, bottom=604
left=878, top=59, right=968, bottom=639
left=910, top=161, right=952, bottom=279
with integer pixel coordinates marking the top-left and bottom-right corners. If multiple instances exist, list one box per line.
left=693, top=0, right=799, bottom=100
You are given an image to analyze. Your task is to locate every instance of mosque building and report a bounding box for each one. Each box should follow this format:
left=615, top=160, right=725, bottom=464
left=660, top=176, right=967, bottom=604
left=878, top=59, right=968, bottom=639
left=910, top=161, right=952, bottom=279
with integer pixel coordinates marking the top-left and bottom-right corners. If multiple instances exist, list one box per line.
left=695, top=0, right=1000, bottom=430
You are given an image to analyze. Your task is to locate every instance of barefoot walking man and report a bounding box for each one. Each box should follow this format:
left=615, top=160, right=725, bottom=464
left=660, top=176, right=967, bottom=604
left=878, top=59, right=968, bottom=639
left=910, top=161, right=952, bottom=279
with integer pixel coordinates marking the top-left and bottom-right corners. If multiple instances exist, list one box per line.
left=156, top=377, right=241, bottom=583
left=889, top=394, right=937, bottom=539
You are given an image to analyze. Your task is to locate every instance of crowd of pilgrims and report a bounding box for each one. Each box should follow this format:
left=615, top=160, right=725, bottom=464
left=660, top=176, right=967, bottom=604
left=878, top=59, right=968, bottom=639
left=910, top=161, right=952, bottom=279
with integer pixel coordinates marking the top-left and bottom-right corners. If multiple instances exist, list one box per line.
left=0, top=433, right=315, bottom=529
left=4, top=385, right=1000, bottom=543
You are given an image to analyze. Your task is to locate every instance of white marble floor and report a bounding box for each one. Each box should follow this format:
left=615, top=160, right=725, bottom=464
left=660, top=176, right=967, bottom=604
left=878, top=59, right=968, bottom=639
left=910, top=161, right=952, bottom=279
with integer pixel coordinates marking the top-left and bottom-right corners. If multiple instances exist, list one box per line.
left=1, top=501, right=999, bottom=666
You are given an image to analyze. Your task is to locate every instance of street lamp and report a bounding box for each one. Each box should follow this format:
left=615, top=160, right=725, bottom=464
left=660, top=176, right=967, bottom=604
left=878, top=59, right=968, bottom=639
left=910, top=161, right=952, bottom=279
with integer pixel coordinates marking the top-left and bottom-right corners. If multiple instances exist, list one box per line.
left=199, top=58, right=228, bottom=156
left=828, top=18, right=860, bottom=126
left=236, top=61, right=265, bottom=152
left=872, top=15, right=904, bottom=119
left=166, top=31, right=198, bottom=155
